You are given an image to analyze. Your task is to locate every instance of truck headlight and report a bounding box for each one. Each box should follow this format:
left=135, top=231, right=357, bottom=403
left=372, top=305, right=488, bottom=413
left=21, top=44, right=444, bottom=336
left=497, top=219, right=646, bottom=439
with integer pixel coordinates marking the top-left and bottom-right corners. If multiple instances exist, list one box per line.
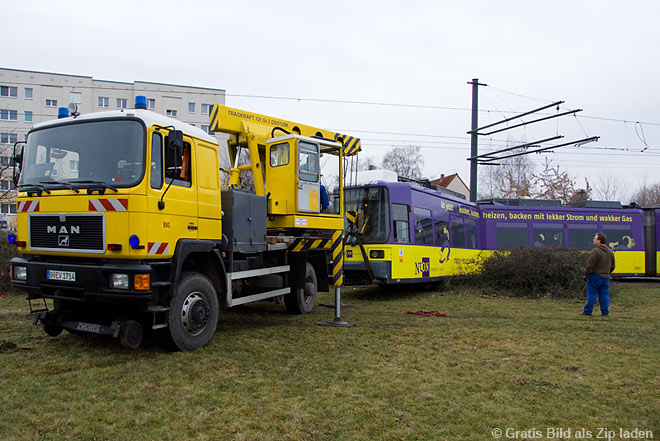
left=13, top=266, right=27, bottom=281
left=111, top=273, right=129, bottom=289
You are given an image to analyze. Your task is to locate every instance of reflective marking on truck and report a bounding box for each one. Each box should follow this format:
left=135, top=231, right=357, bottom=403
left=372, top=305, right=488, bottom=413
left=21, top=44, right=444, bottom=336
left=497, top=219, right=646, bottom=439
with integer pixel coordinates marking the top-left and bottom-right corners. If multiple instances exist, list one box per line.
left=147, top=242, right=169, bottom=255
left=88, top=199, right=128, bottom=212
left=17, top=200, right=40, bottom=212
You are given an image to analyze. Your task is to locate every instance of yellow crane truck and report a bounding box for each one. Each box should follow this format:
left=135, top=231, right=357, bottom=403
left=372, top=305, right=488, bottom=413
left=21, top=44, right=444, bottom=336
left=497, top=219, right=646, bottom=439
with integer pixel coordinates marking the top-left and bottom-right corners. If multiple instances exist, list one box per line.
left=9, top=97, right=360, bottom=350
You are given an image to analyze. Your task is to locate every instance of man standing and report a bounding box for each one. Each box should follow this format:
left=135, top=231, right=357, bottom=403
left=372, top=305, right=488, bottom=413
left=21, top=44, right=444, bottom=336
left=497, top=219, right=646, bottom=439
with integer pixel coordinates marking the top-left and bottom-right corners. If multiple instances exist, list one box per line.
left=581, top=232, right=615, bottom=316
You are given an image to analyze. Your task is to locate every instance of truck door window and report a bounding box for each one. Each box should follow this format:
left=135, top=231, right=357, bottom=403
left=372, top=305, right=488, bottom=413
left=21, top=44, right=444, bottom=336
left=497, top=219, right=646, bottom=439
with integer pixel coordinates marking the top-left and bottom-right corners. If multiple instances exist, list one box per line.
left=270, top=142, right=289, bottom=167
left=165, top=140, right=192, bottom=188
left=150, top=132, right=163, bottom=189
left=298, top=141, right=319, bottom=182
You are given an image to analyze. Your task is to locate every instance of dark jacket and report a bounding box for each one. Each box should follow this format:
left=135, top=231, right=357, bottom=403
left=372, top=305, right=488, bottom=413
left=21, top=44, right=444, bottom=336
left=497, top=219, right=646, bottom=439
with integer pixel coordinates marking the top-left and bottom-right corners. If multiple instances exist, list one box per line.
left=585, top=244, right=615, bottom=276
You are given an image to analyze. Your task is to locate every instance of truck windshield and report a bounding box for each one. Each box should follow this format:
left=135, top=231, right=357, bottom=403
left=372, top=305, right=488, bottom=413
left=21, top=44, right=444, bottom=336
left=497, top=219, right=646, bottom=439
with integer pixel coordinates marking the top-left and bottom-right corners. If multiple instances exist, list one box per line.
left=20, top=119, right=145, bottom=189
left=344, top=186, right=390, bottom=243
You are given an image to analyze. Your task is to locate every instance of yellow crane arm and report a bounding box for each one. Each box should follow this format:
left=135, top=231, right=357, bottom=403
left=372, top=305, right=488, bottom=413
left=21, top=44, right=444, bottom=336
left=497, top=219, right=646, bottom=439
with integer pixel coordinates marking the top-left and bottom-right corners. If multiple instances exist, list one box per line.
left=209, top=105, right=361, bottom=156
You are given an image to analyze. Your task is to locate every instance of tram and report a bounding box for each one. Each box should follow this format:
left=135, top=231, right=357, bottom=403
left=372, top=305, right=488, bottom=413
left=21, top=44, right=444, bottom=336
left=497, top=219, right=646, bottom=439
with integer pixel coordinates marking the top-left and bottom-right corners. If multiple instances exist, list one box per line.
left=343, top=180, right=659, bottom=285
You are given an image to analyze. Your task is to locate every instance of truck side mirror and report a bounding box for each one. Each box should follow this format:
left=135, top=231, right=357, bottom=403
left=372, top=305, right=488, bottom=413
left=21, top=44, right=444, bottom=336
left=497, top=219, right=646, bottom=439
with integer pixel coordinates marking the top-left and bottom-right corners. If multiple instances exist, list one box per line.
left=13, top=142, right=25, bottom=186
left=166, top=130, right=184, bottom=166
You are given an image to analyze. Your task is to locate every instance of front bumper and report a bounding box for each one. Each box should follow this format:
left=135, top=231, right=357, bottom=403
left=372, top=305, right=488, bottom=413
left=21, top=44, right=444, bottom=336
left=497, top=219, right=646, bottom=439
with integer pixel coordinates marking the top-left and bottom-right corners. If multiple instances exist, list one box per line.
left=10, top=256, right=168, bottom=304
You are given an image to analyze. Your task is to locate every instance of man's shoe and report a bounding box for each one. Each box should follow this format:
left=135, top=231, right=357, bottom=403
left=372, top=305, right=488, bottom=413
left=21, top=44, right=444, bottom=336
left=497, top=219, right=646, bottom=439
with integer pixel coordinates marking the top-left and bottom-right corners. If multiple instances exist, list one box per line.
left=579, top=312, right=592, bottom=316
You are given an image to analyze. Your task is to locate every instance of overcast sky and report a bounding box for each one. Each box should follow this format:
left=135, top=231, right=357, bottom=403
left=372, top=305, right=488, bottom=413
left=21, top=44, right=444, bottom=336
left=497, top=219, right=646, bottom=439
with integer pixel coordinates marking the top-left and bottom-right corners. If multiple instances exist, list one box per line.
left=4, top=0, right=660, bottom=201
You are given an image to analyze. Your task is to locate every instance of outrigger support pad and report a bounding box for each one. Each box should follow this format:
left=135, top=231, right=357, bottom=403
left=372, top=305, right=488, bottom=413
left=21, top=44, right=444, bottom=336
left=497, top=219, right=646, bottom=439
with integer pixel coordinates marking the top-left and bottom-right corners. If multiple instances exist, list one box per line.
left=316, top=287, right=355, bottom=327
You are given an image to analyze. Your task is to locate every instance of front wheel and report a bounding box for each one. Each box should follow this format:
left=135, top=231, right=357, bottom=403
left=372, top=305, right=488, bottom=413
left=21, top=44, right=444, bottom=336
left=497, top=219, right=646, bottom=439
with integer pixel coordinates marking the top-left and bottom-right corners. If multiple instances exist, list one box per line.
left=284, top=263, right=317, bottom=314
left=168, top=272, right=219, bottom=351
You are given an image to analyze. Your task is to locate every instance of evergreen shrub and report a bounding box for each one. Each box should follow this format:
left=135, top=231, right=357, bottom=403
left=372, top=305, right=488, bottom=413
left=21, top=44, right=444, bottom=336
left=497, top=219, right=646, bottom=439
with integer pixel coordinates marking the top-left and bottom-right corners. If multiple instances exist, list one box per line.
left=468, top=247, right=589, bottom=299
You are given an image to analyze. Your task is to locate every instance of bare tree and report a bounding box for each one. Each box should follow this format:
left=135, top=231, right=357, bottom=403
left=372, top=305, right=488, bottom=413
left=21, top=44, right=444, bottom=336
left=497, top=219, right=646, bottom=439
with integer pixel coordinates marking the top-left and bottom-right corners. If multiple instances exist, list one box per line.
left=631, top=182, right=660, bottom=206
left=478, top=150, right=535, bottom=199
left=532, top=157, right=580, bottom=203
left=594, top=172, right=629, bottom=202
left=356, top=155, right=378, bottom=171
left=381, top=145, right=424, bottom=180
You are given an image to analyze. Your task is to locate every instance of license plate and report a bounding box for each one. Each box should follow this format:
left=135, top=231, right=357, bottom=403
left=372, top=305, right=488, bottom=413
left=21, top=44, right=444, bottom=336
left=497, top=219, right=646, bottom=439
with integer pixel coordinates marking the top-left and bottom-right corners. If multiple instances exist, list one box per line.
left=46, top=270, right=76, bottom=282
left=76, top=322, right=101, bottom=333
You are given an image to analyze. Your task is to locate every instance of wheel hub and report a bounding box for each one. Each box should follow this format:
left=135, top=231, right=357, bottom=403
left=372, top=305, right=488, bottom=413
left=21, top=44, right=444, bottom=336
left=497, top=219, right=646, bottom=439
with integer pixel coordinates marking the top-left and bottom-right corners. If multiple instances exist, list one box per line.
left=181, top=292, right=210, bottom=335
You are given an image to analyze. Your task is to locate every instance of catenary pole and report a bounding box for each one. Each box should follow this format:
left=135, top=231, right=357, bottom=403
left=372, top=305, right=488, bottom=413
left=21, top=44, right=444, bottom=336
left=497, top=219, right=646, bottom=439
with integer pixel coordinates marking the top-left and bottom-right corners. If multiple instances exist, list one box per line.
left=468, top=78, right=486, bottom=202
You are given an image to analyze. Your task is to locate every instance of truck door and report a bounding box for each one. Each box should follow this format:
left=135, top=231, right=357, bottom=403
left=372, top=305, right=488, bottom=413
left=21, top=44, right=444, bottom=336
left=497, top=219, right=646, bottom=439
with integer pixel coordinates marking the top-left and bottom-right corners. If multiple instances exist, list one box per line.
left=146, top=129, right=198, bottom=256
left=265, top=139, right=295, bottom=216
left=297, top=140, right=320, bottom=213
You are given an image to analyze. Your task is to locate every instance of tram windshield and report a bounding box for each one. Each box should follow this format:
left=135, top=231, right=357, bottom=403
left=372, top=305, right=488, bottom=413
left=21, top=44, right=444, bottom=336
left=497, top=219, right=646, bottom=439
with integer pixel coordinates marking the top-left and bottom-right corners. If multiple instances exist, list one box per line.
left=345, top=186, right=390, bottom=243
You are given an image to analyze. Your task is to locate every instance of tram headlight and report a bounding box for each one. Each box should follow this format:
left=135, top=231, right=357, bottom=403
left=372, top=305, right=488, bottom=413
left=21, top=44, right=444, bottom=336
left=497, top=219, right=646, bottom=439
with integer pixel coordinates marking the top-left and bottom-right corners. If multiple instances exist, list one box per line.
left=369, top=249, right=385, bottom=259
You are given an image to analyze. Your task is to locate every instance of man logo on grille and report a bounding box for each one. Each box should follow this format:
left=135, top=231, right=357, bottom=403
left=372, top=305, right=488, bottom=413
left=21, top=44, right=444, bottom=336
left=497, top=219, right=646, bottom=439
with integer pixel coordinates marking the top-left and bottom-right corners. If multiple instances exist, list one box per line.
left=58, top=235, right=70, bottom=247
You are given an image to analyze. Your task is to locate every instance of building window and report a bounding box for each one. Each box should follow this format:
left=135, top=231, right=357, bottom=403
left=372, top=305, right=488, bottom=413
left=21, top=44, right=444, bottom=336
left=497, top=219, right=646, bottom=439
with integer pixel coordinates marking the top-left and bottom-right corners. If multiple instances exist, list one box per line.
left=0, top=156, right=13, bottom=167
left=70, top=92, right=82, bottom=104
left=25, top=88, right=33, bottom=99
left=166, top=109, right=177, bottom=117
left=116, top=98, right=127, bottom=109
left=1, top=86, right=18, bottom=97
left=0, top=110, right=18, bottom=121
left=0, top=180, right=9, bottom=191
left=147, top=98, right=155, bottom=110
left=201, top=125, right=210, bottom=134
left=201, top=104, right=212, bottom=114
left=45, top=99, right=58, bottom=107
left=1, top=204, right=16, bottom=214
left=188, top=102, right=196, bottom=113
left=70, top=160, right=79, bottom=171
left=24, top=111, right=32, bottom=122
left=1, top=133, right=18, bottom=144
left=98, top=96, right=109, bottom=108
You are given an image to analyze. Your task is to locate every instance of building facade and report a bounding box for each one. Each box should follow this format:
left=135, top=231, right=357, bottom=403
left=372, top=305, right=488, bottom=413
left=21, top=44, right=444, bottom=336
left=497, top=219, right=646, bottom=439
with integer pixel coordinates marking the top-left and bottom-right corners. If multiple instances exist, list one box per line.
left=431, top=173, right=470, bottom=200
left=0, top=67, right=226, bottom=225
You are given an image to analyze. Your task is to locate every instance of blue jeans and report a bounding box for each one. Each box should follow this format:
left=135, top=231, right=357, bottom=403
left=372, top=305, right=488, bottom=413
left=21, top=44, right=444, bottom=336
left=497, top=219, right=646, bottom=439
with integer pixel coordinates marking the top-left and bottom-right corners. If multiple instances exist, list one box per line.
left=583, top=274, right=610, bottom=316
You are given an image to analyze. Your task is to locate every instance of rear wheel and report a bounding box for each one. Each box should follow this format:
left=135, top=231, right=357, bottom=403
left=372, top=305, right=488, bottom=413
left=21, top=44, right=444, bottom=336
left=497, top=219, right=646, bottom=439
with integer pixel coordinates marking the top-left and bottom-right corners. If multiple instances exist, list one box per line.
left=284, top=263, right=317, bottom=314
left=168, top=272, right=219, bottom=351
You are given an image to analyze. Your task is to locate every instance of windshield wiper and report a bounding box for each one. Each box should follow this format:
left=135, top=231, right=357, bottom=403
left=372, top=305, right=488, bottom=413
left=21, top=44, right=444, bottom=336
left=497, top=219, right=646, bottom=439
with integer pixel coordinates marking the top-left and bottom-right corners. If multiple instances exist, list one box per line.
left=39, top=179, right=80, bottom=193
left=18, top=183, right=51, bottom=196
left=69, top=180, right=118, bottom=194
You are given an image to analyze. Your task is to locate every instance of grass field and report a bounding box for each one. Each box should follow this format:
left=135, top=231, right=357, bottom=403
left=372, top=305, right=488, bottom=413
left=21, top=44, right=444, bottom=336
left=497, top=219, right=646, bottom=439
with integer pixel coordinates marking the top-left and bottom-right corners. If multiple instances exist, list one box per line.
left=1, top=282, right=658, bottom=441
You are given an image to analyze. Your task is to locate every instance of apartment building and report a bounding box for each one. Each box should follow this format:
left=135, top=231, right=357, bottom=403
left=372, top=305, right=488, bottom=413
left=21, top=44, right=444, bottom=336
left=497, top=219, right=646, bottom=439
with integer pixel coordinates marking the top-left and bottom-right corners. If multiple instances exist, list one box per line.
left=0, top=67, right=226, bottom=222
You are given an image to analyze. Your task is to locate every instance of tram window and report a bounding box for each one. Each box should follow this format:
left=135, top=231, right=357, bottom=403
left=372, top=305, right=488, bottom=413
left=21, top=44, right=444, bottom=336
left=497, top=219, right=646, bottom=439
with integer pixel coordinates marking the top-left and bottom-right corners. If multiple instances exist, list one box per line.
left=450, top=218, right=466, bottom=248
left=568, top=224, right=598, bottom=250
left=392, top=203, right=410, bottom=243
left=434, top=210, right=450, bottom=247
left=533, top=223, right=563, bottom=247
left=464, top=219, right=478, bottom=249
left=414, top=208, right=433, bottom=245
left=603, top=225, right=635, bottom=250
left=496, top=222, right=528, bottom=249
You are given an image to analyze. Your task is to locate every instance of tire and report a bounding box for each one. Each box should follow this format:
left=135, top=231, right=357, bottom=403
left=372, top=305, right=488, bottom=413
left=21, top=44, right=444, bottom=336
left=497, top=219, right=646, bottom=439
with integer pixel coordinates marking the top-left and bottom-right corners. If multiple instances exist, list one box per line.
left=42, top=310, right=63, bottom=337
left=119, top=320, right=144, bottom=349
left=284, top=263, right=317, bottom=314
left=168, top=272, right=219, bottom=351
left=43, top=322, right=63, bottom=337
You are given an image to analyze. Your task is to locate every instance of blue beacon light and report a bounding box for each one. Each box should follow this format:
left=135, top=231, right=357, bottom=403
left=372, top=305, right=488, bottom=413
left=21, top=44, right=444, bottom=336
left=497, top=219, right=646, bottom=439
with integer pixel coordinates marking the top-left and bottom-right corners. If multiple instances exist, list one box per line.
left=8, top=233, right=17, bottom=244
left=134, top=96, right=147, bottom=109
left=129, top=235, right=141, bottom=249
left=58, top=107, right=69, bottom=119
